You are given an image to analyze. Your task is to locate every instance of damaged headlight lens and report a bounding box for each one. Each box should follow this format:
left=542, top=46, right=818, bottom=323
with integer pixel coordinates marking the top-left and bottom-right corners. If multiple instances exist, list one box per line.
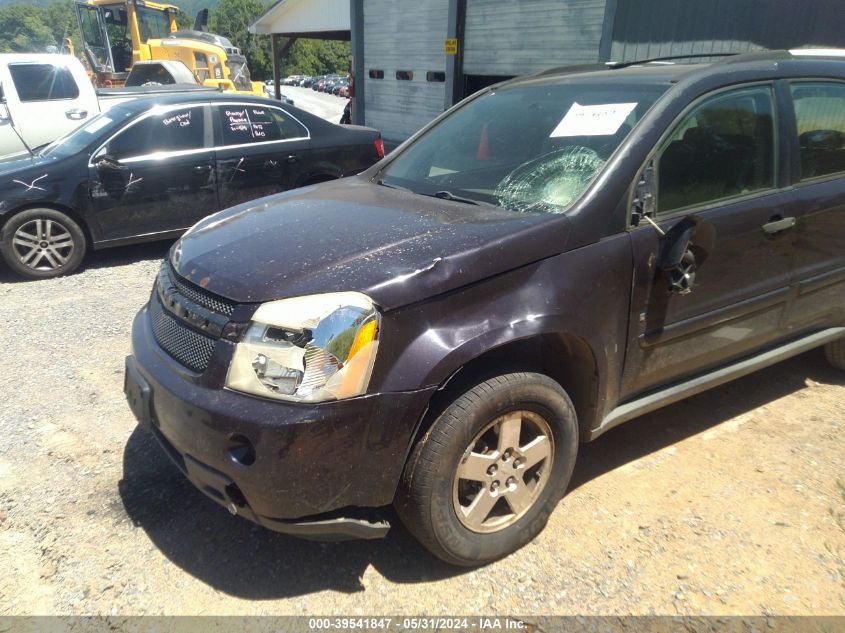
left=225, top=292, right=380, bottom=403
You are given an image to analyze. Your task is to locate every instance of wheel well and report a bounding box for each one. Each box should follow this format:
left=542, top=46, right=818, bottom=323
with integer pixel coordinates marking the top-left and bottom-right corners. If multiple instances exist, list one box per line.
left=411, top=334, right=600, bottom=449
left=0, top=203, right=93, bottom=247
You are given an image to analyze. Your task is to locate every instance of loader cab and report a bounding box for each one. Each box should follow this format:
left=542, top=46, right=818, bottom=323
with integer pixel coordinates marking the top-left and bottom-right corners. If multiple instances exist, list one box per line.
left=75, top=0, right=177, bottom=79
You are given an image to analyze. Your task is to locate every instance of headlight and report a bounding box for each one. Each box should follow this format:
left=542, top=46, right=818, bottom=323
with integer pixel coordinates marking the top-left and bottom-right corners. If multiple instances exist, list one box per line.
left=226, top=292, right=380, bottom=403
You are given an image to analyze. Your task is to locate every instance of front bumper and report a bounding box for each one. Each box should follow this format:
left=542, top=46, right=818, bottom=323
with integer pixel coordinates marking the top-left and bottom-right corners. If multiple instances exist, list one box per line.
left=125, top=305, right=435, bottom=539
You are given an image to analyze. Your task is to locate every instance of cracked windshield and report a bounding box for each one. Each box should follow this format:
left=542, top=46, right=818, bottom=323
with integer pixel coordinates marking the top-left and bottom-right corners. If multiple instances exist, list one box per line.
left=381, top=81, right=668, bottom=213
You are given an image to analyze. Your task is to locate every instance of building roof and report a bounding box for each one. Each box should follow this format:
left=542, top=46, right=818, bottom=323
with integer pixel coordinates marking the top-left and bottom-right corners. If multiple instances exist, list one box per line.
left=248, top=0, right=350, bottom=39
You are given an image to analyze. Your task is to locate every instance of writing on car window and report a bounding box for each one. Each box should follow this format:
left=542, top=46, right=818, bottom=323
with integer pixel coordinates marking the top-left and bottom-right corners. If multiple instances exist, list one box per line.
left=107, top=107, right=204, bottom=160
left=218, top=106, right=283, bottom=145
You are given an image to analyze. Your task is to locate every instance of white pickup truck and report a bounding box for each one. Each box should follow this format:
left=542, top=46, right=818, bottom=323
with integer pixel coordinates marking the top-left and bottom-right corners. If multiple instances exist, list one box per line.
left=0, top=54, right=213, bottom=156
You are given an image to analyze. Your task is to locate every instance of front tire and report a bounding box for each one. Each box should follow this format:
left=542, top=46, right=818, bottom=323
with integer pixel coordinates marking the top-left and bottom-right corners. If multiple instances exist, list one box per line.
left=0, top=208, right=86, bottom=279
left=395, top=372, right=578, bottom=566
left=825, top=337, right=845, bottom=370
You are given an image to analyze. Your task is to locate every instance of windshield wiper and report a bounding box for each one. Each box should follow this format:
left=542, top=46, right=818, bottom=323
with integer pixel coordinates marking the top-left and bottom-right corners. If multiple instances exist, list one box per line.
left=430, top=190, right=482, bottom=206
left=376, top=179, right=412, bottom=193
left=377, top=181, right=494, bottom=207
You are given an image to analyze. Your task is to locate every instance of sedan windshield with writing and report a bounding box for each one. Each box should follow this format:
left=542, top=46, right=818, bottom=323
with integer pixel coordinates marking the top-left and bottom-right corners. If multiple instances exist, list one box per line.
left=380, top=81, right=668, bottom=213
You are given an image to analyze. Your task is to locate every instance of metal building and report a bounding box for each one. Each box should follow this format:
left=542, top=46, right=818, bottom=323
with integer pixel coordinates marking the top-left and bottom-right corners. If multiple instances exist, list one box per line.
left=253, top=0, right=845, bottom=147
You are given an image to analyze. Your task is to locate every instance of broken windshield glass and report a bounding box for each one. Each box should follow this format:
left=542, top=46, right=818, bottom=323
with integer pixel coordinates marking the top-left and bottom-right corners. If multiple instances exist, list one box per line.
left=379, top=80, right=669, bottom=214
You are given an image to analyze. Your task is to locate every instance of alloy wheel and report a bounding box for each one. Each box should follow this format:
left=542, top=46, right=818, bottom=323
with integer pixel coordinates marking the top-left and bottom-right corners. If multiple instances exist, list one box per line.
left=12, top=219, right=75, bottom=272
left=452, top=410, right=554, bottom=533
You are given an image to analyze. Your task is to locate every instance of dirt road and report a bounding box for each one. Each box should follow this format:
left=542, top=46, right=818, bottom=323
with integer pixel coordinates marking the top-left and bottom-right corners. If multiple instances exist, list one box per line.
left=0, top=243, right=843, bottom=616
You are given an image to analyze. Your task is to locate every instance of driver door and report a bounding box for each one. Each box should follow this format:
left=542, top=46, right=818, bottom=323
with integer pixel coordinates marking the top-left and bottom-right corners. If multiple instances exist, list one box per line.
left=621, top=84, right=797, bottom=398
left=89, top=104, right=218, bottom=242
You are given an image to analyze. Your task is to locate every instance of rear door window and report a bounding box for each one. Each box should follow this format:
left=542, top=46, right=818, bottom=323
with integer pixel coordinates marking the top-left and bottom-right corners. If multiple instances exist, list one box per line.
left=657, top=85, right=776, bottom=214
left=790, top=82, right=845, bottom=180
left=271, top=109, right=308, bottom=139
left=217, top=105, right=283, bottom=146
left=105, top=106, right=205, bottom=160
left=8, top=64, right=79, bottom=102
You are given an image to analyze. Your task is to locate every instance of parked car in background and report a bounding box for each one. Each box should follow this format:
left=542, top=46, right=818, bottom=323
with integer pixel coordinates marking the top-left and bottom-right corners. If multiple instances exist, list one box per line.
left=125, top=50, right=845, bottom=566
left=332, top=79, right=349, bottom=95
left=300, top=76, right=315, bottom=87
left=324, top=76, right=343, bottom=93
left=338, top=85, right=349, bottom=98
left=262, top=83, right=295, bottom=106
left=0, top=93, right=383, bottom=278
left=0, top=54, right=216, bottom=157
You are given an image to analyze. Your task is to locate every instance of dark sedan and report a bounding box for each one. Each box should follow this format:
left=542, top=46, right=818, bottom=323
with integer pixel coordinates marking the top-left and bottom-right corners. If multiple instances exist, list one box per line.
left=0, top=93, right=383, bottom=279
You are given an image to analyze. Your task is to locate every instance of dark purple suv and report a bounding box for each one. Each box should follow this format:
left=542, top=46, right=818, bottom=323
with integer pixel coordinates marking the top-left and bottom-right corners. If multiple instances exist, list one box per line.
left=125, top=50, right=845, bottom=565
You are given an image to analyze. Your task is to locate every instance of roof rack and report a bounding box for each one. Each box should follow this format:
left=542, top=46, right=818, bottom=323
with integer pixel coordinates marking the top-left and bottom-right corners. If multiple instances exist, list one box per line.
left=604, top=53, right=740, bottom=69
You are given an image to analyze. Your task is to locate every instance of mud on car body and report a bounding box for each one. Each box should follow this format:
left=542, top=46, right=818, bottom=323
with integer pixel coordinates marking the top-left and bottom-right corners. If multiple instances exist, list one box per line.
left=126, top=50, right=845, bottom=565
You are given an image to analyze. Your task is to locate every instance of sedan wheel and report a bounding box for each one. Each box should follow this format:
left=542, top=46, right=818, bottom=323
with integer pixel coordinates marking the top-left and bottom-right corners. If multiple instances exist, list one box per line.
left=0, top=208, right=86, bottom=279
left=12, top=219, right=75, bottom=272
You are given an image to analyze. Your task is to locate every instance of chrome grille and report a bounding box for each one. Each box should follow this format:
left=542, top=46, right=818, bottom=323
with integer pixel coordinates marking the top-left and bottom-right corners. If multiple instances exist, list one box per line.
left=150, top=293, right=217, bottom=372
left=168, top=263, right=236, bottom=317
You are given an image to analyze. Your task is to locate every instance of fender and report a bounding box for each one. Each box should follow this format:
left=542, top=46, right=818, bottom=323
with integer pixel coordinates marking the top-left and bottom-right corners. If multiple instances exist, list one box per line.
left=371, top=231, right=636, bottom=427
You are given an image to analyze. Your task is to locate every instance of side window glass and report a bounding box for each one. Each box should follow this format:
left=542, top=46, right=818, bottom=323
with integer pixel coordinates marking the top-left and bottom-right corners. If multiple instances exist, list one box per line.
left=272, top=109, right=308, bottom=139
left=106, top=107, right=204, bottom=160
left=657, top=86, right=775, bottom=214
left=790, top=82, right=845, bottom=180
left=8, top=64, right=80, bottom=102
left=217, top=105, right=282, bottom=145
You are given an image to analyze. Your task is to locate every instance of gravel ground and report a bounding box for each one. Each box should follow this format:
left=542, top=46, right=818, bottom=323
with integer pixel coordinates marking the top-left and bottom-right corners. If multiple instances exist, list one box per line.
left=0, top=243, right=844, bottom=616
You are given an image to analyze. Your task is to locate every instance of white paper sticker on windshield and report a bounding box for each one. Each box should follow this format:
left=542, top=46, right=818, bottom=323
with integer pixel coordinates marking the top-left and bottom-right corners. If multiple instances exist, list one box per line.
left=83, top=116, right=113, bottom=134
left=550, top=102, right=637, bottom=137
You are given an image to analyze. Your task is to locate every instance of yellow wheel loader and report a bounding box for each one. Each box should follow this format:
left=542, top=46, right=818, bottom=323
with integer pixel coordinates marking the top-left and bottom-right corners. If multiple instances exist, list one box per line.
left=74, top=0, right=264, bottom=95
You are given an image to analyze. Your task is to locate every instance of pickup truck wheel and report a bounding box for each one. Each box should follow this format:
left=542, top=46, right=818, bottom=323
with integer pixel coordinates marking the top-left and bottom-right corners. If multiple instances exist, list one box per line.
left=825, top=337, right=845, bottom=370
left=0, top=209, right=86, bottom=279
left=395, top=372, right=578, bottom=566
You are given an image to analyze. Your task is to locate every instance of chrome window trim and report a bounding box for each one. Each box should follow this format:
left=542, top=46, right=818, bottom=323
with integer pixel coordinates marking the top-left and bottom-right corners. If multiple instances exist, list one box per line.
left=213, top=137, right=309, bottom=152
left=211, top=101, right=311, bottom=150
left=88, top=102, right=210, bottom=167
left=119, top=147, right=215, bottom=164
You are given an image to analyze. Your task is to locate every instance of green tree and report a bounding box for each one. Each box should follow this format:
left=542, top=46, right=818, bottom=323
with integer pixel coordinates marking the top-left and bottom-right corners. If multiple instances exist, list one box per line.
left=0, top=4, right=56, bottom=52
left=282, top=38, right=350, bottom=77
left=42, top=1, right=78, bottom=51
left=175, top=9, right=195, bottom=30
left=208, top=0, right=272, bottom=79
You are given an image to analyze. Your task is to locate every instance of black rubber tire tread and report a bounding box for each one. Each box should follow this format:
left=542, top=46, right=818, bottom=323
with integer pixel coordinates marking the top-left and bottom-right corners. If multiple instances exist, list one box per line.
left=395, top=372, right=578, bottom=566
left=0, top=208, right=86, bottom=279
left=825, top=337, right=845, bottom=370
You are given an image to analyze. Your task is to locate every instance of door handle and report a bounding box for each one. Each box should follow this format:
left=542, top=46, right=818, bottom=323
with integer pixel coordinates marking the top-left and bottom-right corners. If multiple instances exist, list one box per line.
left=286, top=154, right=298, bottom=164
left=762, top=216, right=796, bottom=235
left=65, top=108, right=88, bottom=120
left=192, top=164, right=212, bottom=173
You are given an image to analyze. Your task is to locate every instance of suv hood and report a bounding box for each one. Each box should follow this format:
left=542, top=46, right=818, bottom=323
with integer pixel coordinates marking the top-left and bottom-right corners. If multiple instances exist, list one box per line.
left=174, top=178, right=572, bottom=311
